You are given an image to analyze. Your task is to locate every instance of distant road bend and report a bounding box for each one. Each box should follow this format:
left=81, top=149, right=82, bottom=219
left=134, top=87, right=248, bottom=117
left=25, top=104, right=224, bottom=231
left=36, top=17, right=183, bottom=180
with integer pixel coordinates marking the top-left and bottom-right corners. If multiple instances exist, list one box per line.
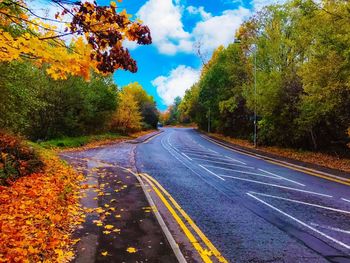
left=136, top=128, right=350, bottom=263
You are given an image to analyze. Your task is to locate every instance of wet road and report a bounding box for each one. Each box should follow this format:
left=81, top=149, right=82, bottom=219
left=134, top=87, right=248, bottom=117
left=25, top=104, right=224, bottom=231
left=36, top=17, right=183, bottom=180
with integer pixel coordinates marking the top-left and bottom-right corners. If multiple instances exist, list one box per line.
left=135, top=128, right=350, bottom=263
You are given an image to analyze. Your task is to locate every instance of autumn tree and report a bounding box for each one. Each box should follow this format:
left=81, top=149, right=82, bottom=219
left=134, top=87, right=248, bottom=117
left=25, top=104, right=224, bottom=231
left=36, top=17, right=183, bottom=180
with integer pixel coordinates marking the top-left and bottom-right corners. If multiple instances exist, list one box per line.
left=122, top=82, right=159, bottom=129
left=0, top=0, right=152, bottom=79
left=110, top=89, right=142, bottom=133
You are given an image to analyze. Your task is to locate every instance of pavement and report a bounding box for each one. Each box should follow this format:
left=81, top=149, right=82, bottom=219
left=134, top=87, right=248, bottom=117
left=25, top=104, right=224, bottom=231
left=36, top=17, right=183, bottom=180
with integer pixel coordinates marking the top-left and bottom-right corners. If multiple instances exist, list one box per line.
left=61, top=128, right=350, bottom=263
left=60, top=131, right=178, bottom=263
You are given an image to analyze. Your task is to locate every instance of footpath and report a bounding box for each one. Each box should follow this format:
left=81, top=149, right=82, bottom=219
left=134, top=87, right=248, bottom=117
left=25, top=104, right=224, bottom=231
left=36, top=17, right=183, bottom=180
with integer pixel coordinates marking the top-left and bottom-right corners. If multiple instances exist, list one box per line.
left=60, top=130, right=180, bottom=263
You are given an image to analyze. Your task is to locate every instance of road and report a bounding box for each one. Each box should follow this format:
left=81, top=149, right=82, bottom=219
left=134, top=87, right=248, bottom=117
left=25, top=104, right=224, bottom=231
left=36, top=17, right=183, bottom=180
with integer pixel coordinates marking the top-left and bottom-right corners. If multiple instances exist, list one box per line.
left=135, top=128, right=350, bottom=263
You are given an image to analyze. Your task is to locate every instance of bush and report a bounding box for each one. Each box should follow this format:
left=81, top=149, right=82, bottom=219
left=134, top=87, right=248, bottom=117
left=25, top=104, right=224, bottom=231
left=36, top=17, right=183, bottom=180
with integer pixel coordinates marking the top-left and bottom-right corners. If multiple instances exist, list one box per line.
left=0, top=131, right=43, bottom=185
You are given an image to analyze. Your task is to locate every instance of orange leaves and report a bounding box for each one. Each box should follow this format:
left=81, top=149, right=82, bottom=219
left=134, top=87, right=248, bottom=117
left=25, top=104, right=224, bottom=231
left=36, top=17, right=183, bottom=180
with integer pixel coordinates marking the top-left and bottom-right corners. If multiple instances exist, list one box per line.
left=0, top=0, right=151, bottom=80
left=0, top=149, right=84, bottom=262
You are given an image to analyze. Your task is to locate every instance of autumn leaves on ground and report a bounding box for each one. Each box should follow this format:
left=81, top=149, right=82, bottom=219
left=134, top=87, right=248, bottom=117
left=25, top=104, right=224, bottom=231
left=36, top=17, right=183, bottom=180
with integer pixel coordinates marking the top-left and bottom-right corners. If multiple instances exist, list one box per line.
left=0, top=0, right=157, bottom=261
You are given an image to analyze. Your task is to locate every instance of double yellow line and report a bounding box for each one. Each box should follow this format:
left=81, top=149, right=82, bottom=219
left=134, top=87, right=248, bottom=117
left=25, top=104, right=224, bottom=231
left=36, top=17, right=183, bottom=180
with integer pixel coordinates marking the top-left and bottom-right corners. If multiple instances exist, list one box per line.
left=139, top=173, right=228, bottom=263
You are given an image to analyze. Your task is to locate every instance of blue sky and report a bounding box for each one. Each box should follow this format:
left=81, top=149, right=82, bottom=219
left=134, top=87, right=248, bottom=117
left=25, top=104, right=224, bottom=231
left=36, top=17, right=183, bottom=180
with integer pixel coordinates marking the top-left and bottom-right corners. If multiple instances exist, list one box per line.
left=35, top=0, right=277, bottom=110
left=93, top=0, right=280, bottom=110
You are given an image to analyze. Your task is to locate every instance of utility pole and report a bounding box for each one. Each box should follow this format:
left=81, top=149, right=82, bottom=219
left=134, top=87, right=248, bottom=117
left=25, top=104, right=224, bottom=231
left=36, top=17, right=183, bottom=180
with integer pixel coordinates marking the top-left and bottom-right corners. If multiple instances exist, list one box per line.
left=254, top=47, right=257, bottom=148
left=208, top=107, right=211, bottom=133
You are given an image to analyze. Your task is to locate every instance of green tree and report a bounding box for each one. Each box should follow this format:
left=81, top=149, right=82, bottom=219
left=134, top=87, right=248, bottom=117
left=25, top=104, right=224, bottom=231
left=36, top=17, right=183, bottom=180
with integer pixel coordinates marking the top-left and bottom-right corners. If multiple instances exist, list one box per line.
left=122, top=82, right=159, bottom=129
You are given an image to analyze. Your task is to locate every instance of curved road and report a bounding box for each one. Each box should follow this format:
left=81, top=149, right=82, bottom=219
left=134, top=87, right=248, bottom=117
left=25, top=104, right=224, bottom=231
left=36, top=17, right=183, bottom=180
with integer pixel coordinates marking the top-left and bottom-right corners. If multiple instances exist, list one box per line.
left=135, top=128, right=350, bottom=263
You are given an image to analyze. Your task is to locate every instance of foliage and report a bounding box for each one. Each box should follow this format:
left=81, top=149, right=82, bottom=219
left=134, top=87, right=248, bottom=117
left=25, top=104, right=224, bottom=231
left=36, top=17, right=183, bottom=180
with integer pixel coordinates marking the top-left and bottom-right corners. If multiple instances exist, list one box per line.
left=0, top=61, right=118, bottom=140
left=0, top=131, right=43, bottom=185
left=179, top=0, right=350, bottom=151
left=161, top=97, right=182, bottom=125
left=0, top=145, right=84, bottom=262
left=110, top=88, right=142, bottom=133
left=122, top=82, right=159, bottom=129
left=0, top=0, right=152, bottom=79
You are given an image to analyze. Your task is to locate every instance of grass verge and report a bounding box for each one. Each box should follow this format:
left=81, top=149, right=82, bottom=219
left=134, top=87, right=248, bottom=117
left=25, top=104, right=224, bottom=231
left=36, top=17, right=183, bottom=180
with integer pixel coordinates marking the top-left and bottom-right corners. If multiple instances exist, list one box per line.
left=38, top=133, right=128, bottom=149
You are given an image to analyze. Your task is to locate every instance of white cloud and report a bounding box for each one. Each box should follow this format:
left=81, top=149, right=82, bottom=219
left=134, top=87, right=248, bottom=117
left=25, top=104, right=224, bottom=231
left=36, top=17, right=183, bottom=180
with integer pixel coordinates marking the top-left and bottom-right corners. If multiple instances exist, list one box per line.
left=152, top=65, right=200, bottom=105
left=186, top=6, right=212, bottom=20
left=192, top=7, right=251, bottom=52
left=137, top=0, right=192, bottom=55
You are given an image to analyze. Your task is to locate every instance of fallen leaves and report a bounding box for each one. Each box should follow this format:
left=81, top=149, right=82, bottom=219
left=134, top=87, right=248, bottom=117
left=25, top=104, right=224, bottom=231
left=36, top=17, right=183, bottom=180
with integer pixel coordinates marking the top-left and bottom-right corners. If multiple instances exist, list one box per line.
left=126, top=247, right=137, bottom=253
left=0, top=149, right=84, bottom=262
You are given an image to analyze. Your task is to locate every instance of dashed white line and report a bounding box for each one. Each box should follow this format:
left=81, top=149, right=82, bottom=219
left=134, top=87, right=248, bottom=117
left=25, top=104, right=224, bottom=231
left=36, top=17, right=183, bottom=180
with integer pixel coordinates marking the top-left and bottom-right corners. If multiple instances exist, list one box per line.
left=342, top=198, right=350, bottom=203
left=221, top=176, right=332, bottom=197
left=198, top=164, right=225, bottom=181
left=203, top=165, right=279, bottom=180
left=250, top=192, right=350, bottom=214
left=247, top=192, right=350, bottom=250
left=181, top=152, right=192, bottom=161
left=258, top=168, right=305, bottom=187
left=310, top=223, right=350, bottom=235
left=190, top=158, right=255, bottom=169
left=225, top=156, right=246, bottom=165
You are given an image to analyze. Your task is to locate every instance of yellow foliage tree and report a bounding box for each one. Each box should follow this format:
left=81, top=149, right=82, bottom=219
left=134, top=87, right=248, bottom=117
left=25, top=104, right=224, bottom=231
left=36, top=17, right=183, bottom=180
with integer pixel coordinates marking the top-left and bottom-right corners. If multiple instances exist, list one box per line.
left=110, top=90, right=142, bottom=133
left=0, top=0, right=152, bottom=79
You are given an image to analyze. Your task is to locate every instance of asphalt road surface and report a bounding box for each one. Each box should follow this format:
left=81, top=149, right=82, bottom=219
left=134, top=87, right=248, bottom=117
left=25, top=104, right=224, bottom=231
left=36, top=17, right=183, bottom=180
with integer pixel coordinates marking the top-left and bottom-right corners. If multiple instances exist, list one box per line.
left=135, top=128, right=350, bottom=263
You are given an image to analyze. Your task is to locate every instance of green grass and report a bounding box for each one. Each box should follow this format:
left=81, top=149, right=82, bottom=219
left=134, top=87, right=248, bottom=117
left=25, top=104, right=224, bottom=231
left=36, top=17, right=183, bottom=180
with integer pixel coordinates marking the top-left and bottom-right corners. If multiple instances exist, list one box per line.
left=38, top=133, right=128, bottom=149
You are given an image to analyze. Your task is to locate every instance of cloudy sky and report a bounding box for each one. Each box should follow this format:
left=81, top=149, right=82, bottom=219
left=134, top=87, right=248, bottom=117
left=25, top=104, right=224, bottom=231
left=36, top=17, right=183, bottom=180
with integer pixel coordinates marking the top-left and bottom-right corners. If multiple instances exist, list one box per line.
left=34, top=0, right=280, bottom=110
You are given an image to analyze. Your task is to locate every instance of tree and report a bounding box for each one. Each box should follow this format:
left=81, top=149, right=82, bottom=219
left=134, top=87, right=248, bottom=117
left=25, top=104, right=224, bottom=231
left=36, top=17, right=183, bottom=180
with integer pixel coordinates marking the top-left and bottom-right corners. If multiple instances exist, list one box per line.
left=122, top=82, right=159, bottom=129
left=110, top=89, right=142, bottom=133
left=0, top=0, right=152, bottom=79
left=0, top=61, right=118, bottom=140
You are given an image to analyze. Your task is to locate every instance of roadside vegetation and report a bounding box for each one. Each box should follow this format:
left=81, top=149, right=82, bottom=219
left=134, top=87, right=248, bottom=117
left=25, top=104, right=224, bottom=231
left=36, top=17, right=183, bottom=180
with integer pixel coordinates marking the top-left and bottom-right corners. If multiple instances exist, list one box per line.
left=0, top=0, right=157, bottom=261
left=165, top=0, right=350, bottom=157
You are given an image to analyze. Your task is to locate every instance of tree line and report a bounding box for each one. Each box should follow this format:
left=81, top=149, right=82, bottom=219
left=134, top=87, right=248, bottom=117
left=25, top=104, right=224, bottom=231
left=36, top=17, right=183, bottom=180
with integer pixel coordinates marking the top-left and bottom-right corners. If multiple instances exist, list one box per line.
left=170, top=0, right=350, bottom=152
left=0, top=61, right=159, bottom=140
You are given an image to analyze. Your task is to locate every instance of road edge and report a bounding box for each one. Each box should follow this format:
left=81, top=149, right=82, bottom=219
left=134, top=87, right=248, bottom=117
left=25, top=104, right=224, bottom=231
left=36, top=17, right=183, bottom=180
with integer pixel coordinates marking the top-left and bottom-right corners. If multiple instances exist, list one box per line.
left=199, top=132, right=350, bottom=186
left=127, top=130, right=164, bottom=144
left=129, top=169, right=187, bottom=263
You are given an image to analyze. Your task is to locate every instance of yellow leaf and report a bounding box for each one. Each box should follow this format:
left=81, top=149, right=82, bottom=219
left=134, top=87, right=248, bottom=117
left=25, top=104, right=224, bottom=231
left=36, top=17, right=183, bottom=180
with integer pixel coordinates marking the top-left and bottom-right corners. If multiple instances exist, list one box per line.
left=104, top=224, right=114, bottom=230
left=126, top=247, right=137, bottom=253
left=101, top=251, right=108, bottom=256
left=110, top=1, right=116, bottom=8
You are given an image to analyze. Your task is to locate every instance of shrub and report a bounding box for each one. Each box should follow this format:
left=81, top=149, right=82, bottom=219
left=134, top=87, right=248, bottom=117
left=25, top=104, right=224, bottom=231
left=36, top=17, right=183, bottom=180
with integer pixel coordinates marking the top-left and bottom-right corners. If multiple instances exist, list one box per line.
left=0, top=131, right=43, bottom=185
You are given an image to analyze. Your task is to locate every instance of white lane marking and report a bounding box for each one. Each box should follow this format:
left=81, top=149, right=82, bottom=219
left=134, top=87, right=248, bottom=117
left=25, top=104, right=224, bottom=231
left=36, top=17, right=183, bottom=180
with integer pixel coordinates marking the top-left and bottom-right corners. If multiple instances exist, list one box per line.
left=183, top=151, right=222, bottom=158
left=190, top=158, right=255, bottom=169
left=250, top=192, right=350, bottom=214
left=181, top=149, right=212, bottom=154
left=225, top=156, right=246, bottom=165
left=342, top=198, right=350, bottom=203
left=185, top=154, right=239, bottom=163
left=201, top=161, right=252, bottom=169
left=247, top=193, right=350, bottom=250
left=310, top=223, right=350, bottom=235
left=161, top=135, right=225, bottom=183
left=198, top=164, right=225, bottom=181
left=203, top=165, right=279, bottom=180
left=207, top=148, right=218, bottom=154
left=181, top=152, right=192, bottom=161
left=221, top=175, right=332, bottom=197
left=258, top=168, right=305, bottom=187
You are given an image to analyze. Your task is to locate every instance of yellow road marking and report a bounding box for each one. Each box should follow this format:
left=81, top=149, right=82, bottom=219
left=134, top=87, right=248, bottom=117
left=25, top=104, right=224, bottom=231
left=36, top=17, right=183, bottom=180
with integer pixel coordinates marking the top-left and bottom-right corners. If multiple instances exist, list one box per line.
left=203, top=136, right=350, bottom=187
left=142, top=173, right=228, bottom=263
left=143, top=132, right=162, bottom=144
left=139, top=174, right=213, bottom=263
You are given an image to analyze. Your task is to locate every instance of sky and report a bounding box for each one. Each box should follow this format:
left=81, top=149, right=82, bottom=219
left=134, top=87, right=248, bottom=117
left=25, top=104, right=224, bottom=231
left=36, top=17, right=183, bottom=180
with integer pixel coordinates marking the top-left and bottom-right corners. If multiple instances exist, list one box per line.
left=32, top=0, right=281, bottom=110
left=102, top=0, right=276, bottom=110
